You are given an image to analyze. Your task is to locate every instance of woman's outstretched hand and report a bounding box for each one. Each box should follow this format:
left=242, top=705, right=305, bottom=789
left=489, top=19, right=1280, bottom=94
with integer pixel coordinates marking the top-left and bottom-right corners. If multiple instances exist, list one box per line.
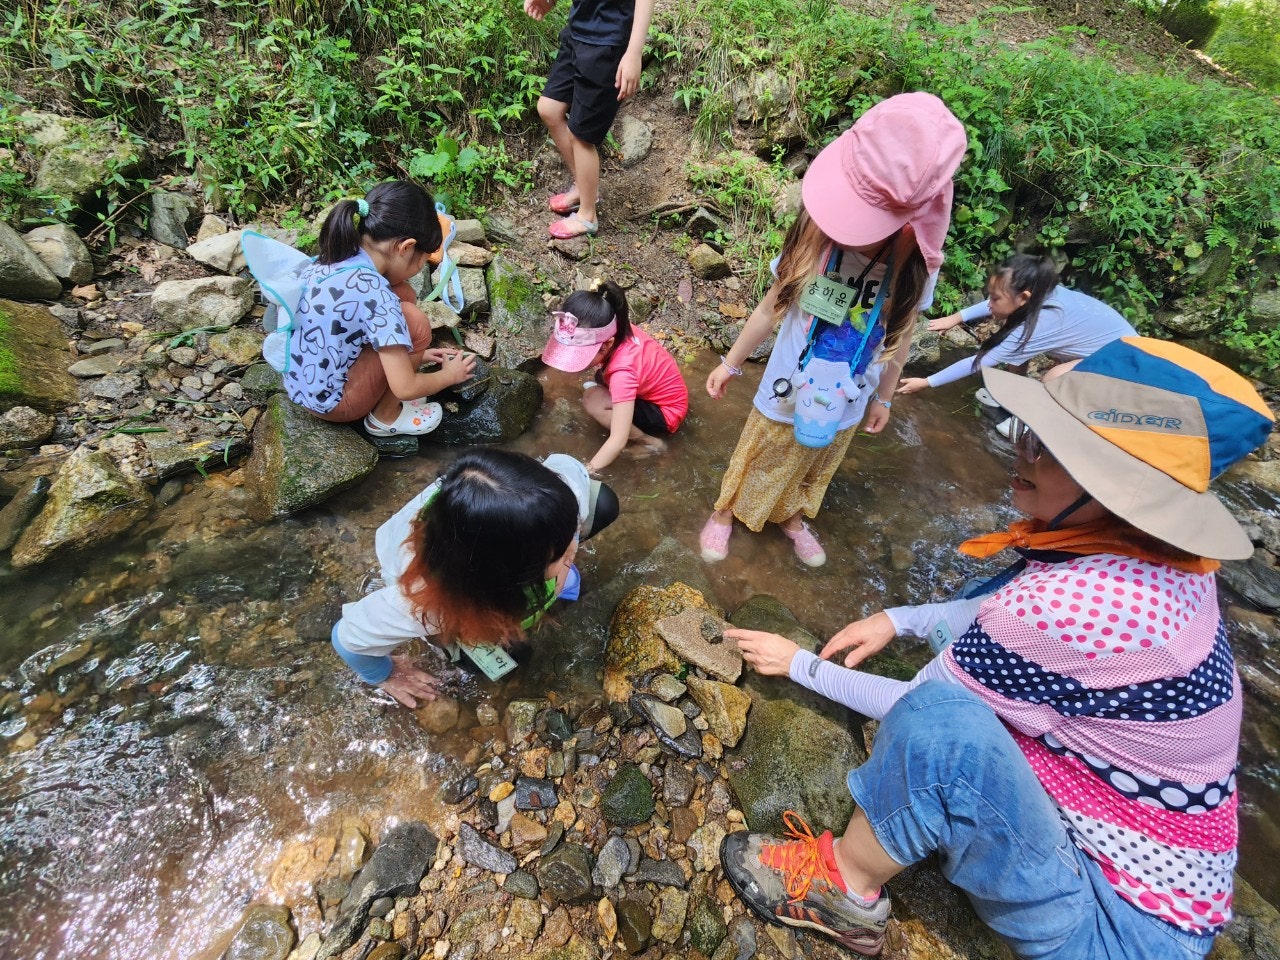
left=378, top=655, right=442, bottom=707
left=896, top=377, right=930, bottom=396
left=821, top=611, right=896, bottom=669
left=728, top=629, right=800, bottom=677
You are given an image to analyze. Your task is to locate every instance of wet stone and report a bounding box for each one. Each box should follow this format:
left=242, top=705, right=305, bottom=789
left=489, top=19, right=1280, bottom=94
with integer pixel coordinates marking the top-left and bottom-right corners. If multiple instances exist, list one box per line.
left=688, top=897, right=728, bottom=955
left=540, top=820, right=565, bottom=856
left=648, top=674, right=687, bottom=703
left=457, top=822, right=517, bottom=875
left=504, top=868, right=540, bottom=899
left=616, top=899, right=653, bottom=955
left=535, top=842, right=596, bottom=904
left=651, top=887, right=690, bottom=944
left=507, top=896, right=543, bottom=940
left=662, top=761, right=696, bottom=808
left=632, top=694, right=686, bottom=739
left=669, top=807, right=699, bottom=844
left=367, top=433, right=419, bottom=457
left=546, top=751, right=567, bottom=779
left=0, top=476, right=50, bottom=552
left=601, top=763, right=655, bottom=827
left=367, top=945, right=404, bottom=960
left=655, top=609, right=742, bottom=683
left=592, top=835, right=634, bottom=888
left=538, top=708, right=574, bottom=744
left=513, top=776, right=557, bottom=811
left=628, top=856, right=687, bottom=888
left=688, top=823, right=727, bottom=872
left=221, top=904, right=295, bottom=960
left=366, top=918, right=393, bottom=940
left=368, top=897, right=394, bottom=919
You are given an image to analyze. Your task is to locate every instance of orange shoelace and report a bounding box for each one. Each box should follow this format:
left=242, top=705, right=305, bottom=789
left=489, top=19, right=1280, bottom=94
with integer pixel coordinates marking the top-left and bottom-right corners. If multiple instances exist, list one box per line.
left=759, top=810, right=825, bottom=903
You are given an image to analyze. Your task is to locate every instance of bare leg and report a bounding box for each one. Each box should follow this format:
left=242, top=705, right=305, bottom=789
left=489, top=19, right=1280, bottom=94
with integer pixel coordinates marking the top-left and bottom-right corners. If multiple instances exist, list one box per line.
left=832, top=808, right=907, bottom=900
left=571, top=135, right=600, bottom=224
left=780, top=511, right=804, bottom=534
left=372, top=283, right=434, bottom=425
left=537, top=96, right=579, bottom=205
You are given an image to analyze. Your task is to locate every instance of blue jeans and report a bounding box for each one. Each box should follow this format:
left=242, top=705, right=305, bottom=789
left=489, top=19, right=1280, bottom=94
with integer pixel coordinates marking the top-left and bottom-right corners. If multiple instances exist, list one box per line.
left=846, top=681, right=1215, bottom=960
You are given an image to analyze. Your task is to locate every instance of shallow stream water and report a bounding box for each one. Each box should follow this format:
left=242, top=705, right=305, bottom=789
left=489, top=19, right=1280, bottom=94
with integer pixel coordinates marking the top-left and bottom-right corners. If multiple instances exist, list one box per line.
left=1, top=351, right=1278, bottom=960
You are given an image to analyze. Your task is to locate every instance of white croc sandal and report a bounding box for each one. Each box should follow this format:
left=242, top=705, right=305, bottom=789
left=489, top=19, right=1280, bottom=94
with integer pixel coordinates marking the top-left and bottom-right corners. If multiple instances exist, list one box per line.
left=365, top=401, right=443, bottom=437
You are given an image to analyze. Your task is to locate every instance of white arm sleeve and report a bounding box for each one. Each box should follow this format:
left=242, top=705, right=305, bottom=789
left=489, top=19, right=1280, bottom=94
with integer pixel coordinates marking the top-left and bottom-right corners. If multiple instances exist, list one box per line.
left=788, top=649, right=957, bottom=720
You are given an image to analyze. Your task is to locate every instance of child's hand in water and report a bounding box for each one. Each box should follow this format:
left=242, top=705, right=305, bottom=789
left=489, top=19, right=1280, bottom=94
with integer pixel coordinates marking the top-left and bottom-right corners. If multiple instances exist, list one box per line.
left=896, top=378, right=930, bottom=396
left=379, top=655, right=442, bottom=707
left=728, top=629, right=800, bottom=676
left=440, top=350, right=477, bottom=385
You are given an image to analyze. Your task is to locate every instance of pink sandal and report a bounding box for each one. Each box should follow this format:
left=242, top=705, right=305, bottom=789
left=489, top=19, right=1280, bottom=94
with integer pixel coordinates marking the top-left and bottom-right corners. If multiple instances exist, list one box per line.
left=784, top=521, right=827, bottom=567
left=548, top=189, right=580, bottom=215
left=548, top=213, right=598, bottom=239
left=700, top=514, right=733, bottom=563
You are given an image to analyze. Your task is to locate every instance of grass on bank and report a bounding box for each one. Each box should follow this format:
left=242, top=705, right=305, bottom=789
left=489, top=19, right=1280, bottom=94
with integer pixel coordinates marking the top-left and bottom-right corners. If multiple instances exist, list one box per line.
left=1, top=0, right=1279, bottom=368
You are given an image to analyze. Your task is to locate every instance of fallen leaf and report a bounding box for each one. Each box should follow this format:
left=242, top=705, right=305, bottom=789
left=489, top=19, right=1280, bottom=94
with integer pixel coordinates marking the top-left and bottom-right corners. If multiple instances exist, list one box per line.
left=718, top=302, right=749, bottom=319
left=72, top=284, right=98, bottom=301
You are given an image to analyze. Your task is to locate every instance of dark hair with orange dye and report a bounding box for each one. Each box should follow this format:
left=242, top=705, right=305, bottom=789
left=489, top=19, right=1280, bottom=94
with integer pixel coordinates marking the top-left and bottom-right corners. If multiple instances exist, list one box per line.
left=398, top=450, right=579, bottom=645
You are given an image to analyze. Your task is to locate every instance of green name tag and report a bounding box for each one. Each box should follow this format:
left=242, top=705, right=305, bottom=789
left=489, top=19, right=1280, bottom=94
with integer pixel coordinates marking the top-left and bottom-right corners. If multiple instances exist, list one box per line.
left=461, top=642, right=518, bottom=681
left=799, top=274, right=856, bottom=326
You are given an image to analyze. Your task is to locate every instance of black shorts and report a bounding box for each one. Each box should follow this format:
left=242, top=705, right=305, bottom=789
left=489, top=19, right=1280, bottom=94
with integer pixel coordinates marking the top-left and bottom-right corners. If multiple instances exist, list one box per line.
left=632, top=398, right=672, bottom=437
left=542, top=26, right=624, bottom=147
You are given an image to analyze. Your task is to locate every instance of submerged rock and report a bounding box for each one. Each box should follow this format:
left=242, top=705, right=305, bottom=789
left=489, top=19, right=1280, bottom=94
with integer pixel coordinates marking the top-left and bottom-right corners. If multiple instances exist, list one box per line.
left=0, top=475, right=50, bottom=552
left=12, top=448, right=153, bottom=569
left=220, top=904, right=295, bottom=960
left=0, top=299, right=78, bottom=412
left=244, top=395, right=378, bottom=519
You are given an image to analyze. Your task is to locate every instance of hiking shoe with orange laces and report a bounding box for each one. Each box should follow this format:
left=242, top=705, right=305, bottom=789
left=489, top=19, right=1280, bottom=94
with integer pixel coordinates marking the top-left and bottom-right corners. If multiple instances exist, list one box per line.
left=721, top=812, right=890, bottom=956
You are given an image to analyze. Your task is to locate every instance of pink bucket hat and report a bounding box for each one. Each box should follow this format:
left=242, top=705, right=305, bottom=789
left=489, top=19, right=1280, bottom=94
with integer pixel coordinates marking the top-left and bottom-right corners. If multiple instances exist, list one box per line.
left=801, top=92, right=967, bottom=273
left=541, top=311, right=617, bottom=372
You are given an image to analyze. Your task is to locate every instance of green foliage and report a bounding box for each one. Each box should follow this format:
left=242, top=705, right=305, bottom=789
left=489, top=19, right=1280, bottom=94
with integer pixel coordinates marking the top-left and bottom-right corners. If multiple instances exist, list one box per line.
left=687, top=151, right=792, bottom=291
left=651, top=1, right=1280, bottom=337
left=1208, top=0, right=1280, bottom=93
left=1156, top=0, right=1220, bottom=46
left=0, top=0, right=557, bottom=218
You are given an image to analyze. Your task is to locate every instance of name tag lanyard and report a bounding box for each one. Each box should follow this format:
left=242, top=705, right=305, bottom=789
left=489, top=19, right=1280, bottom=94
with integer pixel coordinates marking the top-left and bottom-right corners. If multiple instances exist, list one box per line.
left=779, top=241, right=895, bottom=399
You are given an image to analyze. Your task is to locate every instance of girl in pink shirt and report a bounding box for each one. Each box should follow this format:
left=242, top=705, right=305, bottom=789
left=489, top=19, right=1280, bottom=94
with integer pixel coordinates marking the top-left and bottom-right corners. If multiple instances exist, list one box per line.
left=542, top=279, right=689, bottom=473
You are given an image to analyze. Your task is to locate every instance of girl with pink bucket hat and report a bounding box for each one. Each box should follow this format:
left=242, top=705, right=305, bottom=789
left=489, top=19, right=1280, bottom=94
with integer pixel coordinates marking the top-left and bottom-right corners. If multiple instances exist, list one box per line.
left=702, top=92, right=967, bottom=567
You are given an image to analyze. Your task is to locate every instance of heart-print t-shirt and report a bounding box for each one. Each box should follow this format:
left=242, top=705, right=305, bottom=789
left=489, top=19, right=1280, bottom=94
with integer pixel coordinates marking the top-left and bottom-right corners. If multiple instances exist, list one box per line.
left=284, top=249, right=413, bottom=413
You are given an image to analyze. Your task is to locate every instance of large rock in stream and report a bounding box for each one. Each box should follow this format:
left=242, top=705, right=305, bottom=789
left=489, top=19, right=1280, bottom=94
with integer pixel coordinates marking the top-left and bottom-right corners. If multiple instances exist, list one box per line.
left=429, top=363, right=543, bottom=445
left=0, top=222, right=63, bottom=300
left=724, top=595, right=869, bottom=836
left=603, top=581, right=718, bottom=704
left=244, top=395, right=378, bottom=519
left=11, top=447, right=154, bottom=568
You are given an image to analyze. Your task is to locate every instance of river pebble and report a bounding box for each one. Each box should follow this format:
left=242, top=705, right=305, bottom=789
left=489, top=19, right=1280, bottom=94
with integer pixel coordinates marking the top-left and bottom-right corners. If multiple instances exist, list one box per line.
left=456, top=823, right=517, bottom=875
left=503, top=868, right=540, bottom=900
left=513, top=775, right=556, bottom=810
left=591, top=835, right=634, bottom=888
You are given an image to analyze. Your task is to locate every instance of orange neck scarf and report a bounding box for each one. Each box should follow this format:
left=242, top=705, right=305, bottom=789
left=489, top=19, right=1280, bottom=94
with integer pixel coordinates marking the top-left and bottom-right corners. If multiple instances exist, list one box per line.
left=958, top=517, right=1219, bottom=575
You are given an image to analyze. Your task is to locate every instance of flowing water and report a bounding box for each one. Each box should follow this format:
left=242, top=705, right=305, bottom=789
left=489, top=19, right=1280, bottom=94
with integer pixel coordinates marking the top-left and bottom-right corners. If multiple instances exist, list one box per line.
left=1, top=351, right=1278, bottom=960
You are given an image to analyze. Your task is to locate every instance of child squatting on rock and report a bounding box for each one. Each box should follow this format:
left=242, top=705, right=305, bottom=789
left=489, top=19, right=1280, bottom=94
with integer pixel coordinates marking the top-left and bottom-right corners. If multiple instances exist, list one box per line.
left=283, top=180, right=476, bottom=438
left=524, top=0, right=655, bottom=239
left=701, top=93, right=968, bottom=568
left=540, top=278, right=689, bottom=474
left=330, top=449, right=619, bottom=706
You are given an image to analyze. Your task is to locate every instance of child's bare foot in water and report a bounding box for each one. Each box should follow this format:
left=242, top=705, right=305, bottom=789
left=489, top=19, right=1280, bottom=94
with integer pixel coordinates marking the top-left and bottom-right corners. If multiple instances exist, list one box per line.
left=627, top=436, right=668, bottom=459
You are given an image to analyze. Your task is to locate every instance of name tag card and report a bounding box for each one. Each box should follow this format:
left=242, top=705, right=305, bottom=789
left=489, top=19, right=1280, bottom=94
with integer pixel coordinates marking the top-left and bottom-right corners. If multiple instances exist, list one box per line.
left=799, top=275, right=855, bottom=326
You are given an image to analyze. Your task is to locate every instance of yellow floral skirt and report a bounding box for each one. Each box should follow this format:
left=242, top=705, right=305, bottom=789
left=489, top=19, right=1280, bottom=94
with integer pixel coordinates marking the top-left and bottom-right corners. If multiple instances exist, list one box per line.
left=714, top=408, right=858, bottom=532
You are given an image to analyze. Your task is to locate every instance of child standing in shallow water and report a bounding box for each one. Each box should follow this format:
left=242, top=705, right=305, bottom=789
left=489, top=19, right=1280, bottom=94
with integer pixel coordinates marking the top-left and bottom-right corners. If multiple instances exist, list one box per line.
left=284, top=180, right=475, bottom=437
left=701, top=93, right=967, bottom=568
left=524, top=0, right=655, bottom=239
left=541, top=279, right=688, bottom=473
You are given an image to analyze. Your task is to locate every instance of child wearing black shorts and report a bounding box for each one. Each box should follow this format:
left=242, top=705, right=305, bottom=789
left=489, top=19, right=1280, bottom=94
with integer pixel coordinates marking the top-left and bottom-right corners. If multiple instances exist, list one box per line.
left=524, top=0, right=654, bottom=239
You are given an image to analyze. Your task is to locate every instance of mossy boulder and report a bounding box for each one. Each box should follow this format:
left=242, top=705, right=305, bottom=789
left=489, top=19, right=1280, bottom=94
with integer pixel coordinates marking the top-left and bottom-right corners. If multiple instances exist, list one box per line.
left=600, top=763, right=655, bottom=827
left=244, top=395, right=378, bottom=519
left=604, top=582, right=717, bottom=703
left=0, top=299, right=78, bottom=414
left=725, top=595, right=869, bottom=835
left=487, top=254, right=548, bottom=369
left=11, top=447, right=153, bottom=569
left=428, top=366, right=542, bottom=445
left=22, top=112, right=144, bottom=218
